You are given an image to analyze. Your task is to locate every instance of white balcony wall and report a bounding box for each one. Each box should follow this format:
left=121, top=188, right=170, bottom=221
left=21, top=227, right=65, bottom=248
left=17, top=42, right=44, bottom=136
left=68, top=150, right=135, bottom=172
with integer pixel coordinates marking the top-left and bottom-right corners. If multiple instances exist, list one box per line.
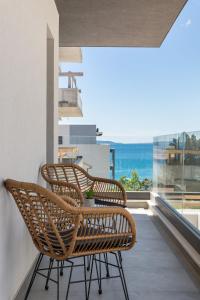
left=77, top=144, right=110, bottom=178
left=59, top=88, right=83, bottom=117
left=58, top=126, right=110, bottom=177
left=59, top=125, right=70, bottom=144
left=0, top=1, right=59, bottom=299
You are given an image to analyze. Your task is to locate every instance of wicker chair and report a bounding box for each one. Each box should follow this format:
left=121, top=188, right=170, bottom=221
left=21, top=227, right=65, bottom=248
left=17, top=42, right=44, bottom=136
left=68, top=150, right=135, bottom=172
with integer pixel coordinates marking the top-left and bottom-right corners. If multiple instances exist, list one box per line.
left=5, top=179, right=136, bottom=300
left=41, top=163, right=127, bottom=207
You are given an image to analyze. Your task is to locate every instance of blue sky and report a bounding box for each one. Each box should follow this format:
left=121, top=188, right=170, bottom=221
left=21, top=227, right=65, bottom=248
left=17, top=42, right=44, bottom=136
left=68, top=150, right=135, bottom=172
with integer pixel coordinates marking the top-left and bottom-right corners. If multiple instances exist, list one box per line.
left=59, top=0, right=200, bottom=143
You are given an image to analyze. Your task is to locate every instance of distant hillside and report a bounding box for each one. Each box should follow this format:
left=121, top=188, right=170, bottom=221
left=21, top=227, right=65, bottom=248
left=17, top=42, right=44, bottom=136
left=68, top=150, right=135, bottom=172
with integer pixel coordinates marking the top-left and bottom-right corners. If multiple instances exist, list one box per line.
left=97, top=141, right=117, bottom=145
left=98, top=141, right=153, bottom=145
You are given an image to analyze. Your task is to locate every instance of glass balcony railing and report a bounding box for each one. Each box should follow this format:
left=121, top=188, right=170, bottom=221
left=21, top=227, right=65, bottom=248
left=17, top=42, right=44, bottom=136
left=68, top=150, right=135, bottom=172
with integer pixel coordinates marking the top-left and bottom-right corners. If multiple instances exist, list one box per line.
left=153, top=131, right=200, bottom=232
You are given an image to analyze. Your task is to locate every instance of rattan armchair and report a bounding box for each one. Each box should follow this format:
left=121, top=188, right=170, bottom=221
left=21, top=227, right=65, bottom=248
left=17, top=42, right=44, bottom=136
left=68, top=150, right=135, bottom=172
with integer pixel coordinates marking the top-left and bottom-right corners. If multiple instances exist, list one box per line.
left=5, top=179, right=136, bottom=300
left=41, top=163, right=127, bottom=207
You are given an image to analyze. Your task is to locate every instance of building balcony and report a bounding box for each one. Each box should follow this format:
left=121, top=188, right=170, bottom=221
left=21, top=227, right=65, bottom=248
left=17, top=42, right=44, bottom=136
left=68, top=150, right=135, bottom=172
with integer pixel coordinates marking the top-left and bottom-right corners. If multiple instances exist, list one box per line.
left=9, top=132, right=200, bottom=299
left=59, top=88, right=83, bottom=118
left=59, top=47, right=82, bottom=63
left=16, top=208, right=200, bottom=300
left=13, top=132, right=200, bottom=298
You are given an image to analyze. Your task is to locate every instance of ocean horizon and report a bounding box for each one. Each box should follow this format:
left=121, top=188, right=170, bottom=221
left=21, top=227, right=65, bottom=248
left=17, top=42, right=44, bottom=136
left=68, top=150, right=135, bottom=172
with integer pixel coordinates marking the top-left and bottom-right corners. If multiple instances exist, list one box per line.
left=108, top=142, right=153, bottom=180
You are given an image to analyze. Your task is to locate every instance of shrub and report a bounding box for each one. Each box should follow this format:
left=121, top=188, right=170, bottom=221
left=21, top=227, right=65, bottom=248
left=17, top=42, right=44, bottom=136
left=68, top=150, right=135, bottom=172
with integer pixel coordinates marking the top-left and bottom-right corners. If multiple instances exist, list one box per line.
left=119, top=170, right=152, bottom=191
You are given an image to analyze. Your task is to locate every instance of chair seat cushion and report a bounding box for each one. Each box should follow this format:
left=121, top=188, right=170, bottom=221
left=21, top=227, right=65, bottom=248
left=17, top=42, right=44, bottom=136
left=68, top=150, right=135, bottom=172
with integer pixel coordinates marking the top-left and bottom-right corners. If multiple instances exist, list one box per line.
left=38, top=225, right=132, bottom=255
left=74, top=226, right=132, bottom=253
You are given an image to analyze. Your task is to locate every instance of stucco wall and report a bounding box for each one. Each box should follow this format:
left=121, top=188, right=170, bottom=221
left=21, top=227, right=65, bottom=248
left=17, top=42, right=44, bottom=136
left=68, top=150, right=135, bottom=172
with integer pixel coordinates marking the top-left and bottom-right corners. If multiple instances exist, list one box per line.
left=59, top=125, right=110, bottom=177
left=59, top=124, right=70, bottom=144
left=77, top=144, right=110, bottom=178
left=0, top=1, right=59, bottom=299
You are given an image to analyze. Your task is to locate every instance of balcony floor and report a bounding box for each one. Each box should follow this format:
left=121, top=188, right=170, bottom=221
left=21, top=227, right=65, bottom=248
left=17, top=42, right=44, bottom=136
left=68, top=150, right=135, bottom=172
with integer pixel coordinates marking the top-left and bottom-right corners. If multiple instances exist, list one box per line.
left=16, top=209, right=200, bottom=300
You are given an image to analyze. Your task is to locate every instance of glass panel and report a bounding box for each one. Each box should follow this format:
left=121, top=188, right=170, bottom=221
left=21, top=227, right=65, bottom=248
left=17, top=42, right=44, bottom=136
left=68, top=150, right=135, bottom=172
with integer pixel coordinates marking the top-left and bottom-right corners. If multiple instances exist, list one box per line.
left=153, top=131, right=200, bottom=232
left=182, top=131, right=200, bottom=229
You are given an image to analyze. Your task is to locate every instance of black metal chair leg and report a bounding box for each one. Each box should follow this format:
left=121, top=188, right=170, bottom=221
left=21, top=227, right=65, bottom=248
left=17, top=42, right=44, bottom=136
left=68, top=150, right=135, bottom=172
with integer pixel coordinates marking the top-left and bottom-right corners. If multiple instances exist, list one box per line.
left=60, top=261, right=64, bottom=276
left=45, top=258, right=54, bottom=290
left=87, top=255, right=94, bottom=300
left=94, top=255, right=101, bottom=294
left=24, top=253, right=43, bottom=300
left=115, top=253, right=129, bottom=300
left=65, top=260, right=74, bottom=300
left=87, top=255, right=91, bottom=271
left=118, top=251, right=123, bottom=263
left=83, top=256, right=89, bottom=300
left=104, top=253, right=110, bottom=278
left=98, top=254, right=102, bottom=295
left=57, top=261, right=60, bottom=300
left=118, top=254, right=129, bottom=300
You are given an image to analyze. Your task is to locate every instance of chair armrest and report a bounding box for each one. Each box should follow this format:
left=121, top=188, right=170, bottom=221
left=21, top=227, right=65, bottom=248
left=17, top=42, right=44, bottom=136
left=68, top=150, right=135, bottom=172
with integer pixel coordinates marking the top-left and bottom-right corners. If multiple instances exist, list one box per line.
left=46, top=179, right=84, bottom=207
left=91, top=177, right=127, bottom=206
left=74, top=207, right=136, bottom=251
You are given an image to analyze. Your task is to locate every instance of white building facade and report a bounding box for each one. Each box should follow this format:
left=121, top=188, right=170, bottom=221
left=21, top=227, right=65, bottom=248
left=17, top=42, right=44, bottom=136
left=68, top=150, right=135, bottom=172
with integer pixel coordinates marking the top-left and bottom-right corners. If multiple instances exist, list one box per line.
left=0, top=1, right=59, bottom=299
left=59, top=125, right=110, bottom=178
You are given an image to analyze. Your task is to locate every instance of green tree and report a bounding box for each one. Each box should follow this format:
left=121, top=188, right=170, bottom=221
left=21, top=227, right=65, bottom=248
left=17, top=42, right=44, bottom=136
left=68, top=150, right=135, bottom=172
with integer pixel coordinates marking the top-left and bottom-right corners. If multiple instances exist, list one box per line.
left=119, top=170, right=152, bottom=191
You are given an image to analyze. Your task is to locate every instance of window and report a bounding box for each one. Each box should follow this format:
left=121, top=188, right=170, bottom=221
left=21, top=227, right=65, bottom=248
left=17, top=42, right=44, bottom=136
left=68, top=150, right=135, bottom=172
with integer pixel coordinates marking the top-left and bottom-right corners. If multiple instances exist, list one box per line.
left=58, top=136, right=63, bottom=145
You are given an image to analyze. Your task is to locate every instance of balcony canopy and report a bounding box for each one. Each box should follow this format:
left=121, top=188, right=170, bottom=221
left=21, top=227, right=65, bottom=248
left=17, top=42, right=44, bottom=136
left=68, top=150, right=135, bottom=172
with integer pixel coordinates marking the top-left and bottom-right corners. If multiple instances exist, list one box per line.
left=55, top=0, right=187, bottom=47
left=59, top=47, right=82, bottom=63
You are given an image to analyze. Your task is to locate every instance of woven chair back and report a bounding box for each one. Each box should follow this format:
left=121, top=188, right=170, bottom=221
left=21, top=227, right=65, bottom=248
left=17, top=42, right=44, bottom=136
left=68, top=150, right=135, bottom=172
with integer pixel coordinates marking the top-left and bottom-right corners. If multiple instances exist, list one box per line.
left=41, top=164, right=93, bottom=192
left=5, top=179, right=79, bottom=260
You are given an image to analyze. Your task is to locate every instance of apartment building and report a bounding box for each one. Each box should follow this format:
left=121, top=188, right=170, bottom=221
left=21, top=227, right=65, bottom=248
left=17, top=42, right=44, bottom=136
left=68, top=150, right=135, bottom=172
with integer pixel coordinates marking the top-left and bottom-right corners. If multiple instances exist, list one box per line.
left=58, top=125, right=110, bottom=178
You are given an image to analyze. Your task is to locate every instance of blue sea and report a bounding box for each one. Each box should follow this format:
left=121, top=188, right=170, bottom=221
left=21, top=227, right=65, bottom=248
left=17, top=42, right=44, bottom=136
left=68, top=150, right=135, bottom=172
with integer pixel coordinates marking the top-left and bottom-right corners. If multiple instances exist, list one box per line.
left=110, top=143, right=153, bottom=180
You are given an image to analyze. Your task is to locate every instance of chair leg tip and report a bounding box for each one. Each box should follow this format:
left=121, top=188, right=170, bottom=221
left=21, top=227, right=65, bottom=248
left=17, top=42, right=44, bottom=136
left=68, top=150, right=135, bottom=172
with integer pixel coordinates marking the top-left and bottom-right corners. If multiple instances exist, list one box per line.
left=98, top=289, right=102, bottom=295
left=45, top=286, right=49, bottom=290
